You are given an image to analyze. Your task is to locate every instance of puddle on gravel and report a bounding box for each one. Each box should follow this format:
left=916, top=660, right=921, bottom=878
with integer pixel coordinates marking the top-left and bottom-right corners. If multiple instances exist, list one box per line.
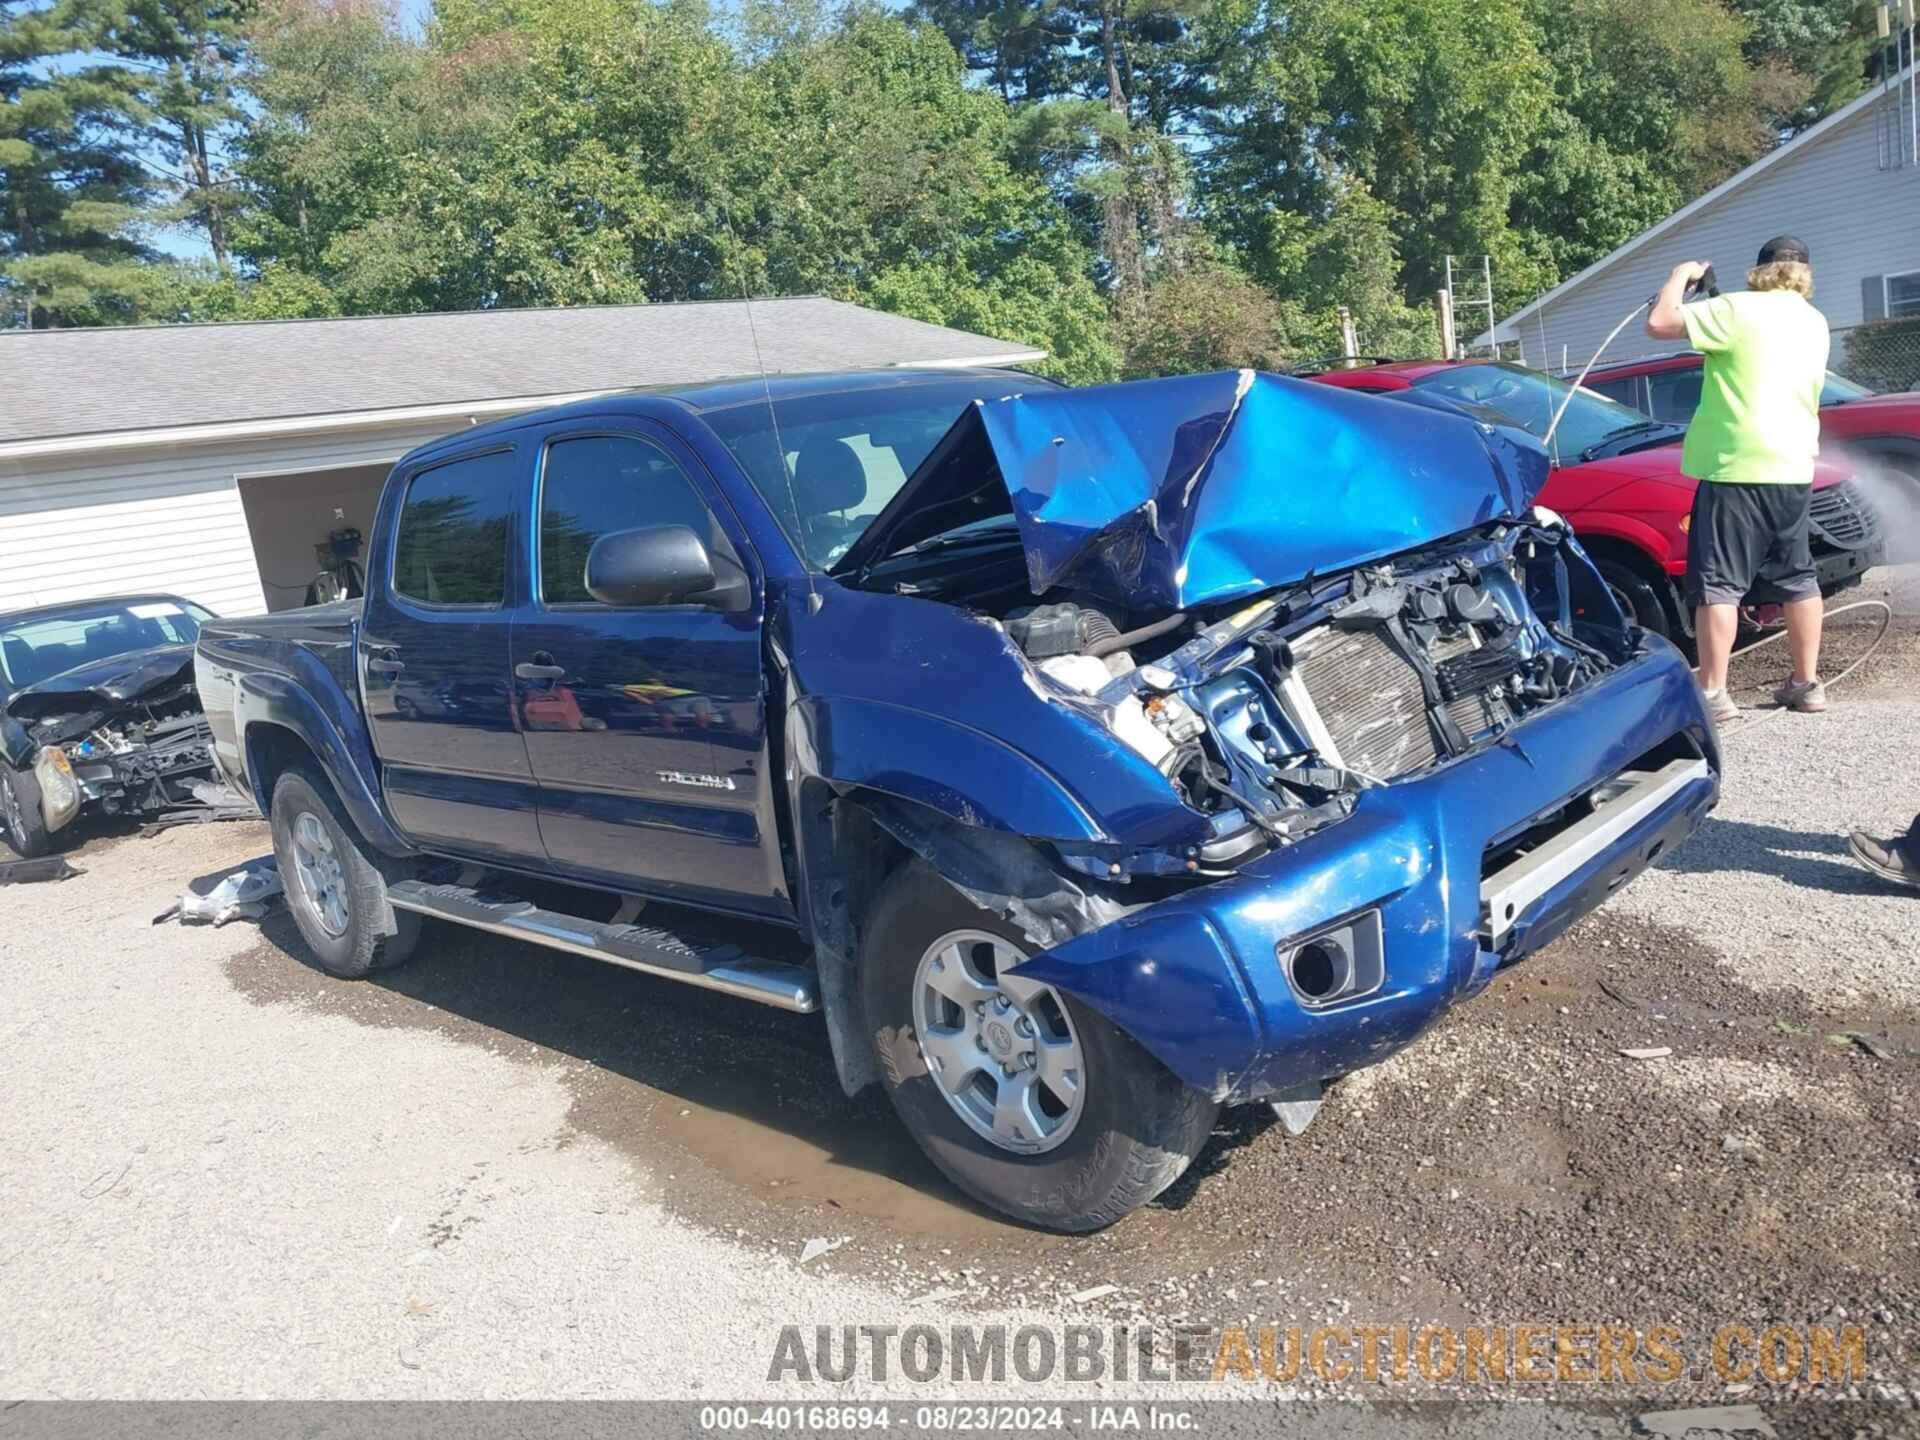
left=225, top=894, right=1920, bottom=1368
left=226, top=911, right=1018, bottom=1244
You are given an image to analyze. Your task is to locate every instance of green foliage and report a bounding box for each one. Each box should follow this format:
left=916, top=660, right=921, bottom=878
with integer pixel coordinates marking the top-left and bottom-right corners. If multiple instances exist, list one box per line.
left=1, top=0, right=165, bottom=325
left=215, top=2, right=1113, bottom=378
left=8, top=0, right=1892, bottom=382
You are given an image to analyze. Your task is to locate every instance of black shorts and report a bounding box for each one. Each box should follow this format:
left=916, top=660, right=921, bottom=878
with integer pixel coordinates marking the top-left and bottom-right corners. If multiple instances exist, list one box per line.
left=1684, top=481, right=1818, bottom=608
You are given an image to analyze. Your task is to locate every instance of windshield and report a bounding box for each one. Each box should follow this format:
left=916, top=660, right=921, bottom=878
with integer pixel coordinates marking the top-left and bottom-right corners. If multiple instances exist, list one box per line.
left=0, top=599, right=210, bottom=695
left=702, top=377, right=1039, bottom=569
left=1412, top=363, right=1657, bottom=460
left=1822, top=371, right=1876, bottom=404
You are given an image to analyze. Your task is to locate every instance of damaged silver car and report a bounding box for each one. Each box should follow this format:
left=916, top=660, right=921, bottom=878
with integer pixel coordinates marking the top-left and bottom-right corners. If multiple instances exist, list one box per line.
left=0, top=595, right=221, bottom=857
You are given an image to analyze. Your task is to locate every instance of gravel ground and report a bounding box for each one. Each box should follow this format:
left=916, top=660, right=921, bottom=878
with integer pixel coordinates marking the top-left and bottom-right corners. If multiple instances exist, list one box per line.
left=2, top=581, right=1917, bottom=1417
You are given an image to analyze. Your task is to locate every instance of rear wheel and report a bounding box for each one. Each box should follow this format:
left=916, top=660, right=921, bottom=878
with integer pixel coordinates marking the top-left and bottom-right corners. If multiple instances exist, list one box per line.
left=269, top=766, right=419, bottom=978
left=0, top=762, right=51, bottom=859
left=861, top=860, right=1217, bottom=1231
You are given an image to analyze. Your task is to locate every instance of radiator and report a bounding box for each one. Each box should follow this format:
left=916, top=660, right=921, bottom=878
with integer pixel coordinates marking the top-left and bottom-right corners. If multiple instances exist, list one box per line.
left=1282, top=624, right=1515, bottom=779
left=1286, top=626, right=1439, bottom=778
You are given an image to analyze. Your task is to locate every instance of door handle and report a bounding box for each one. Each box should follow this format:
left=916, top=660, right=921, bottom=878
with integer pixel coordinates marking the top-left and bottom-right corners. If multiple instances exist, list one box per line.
left=515, top=656, right=566, bottom=681
left=366, top=655, right=405, bottom=675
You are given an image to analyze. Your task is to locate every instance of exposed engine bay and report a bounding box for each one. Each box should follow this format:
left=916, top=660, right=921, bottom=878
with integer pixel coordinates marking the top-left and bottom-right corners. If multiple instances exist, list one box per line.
left=37, top=685, right=219, bottom=822
left=6, top=666, right=224, bottom=844
left=866, top=517, right=1632, bottom=875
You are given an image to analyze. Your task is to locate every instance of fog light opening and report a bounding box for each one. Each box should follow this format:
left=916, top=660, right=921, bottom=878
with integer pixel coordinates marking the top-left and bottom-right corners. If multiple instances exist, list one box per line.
left=1289, top=939, right=1352, bottom=1003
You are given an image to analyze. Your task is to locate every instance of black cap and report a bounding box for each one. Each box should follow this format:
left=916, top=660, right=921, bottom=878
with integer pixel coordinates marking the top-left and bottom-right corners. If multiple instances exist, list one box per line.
left=1757, top=234, right=1810, bottom=265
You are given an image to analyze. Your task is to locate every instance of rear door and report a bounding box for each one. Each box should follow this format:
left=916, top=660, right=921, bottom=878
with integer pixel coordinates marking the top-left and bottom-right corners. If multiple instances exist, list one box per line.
left=360, top=445, right=545, bottom=862
left=511, top=425, right=783, bottom=916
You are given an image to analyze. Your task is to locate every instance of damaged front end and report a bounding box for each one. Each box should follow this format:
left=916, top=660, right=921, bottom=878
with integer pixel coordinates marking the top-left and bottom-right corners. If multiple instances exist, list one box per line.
left=4, top=649, right=220, bottom=835
left=811, top=370, right=1719, bottom=1109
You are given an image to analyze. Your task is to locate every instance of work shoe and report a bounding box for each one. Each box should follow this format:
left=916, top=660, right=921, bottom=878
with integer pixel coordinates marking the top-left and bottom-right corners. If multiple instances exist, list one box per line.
left=1848, top=832, right=1920, bottom=892
left=1700, top=687, right=1740, bottom=726
left=1772, top=676, right=1827, bottom=712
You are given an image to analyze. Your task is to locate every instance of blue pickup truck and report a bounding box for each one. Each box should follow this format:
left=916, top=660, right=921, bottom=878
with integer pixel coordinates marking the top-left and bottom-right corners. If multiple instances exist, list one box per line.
left=195, top=365, right=1719, bottom=1231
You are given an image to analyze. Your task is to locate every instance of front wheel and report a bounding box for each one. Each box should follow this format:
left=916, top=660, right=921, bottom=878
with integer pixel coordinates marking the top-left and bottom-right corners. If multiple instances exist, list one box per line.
left=1593, top=556, right=1676, bottom=641
left=0, top=762, right=51, bottom=859
left=861, top=860, right=1217, bottom=1231
left=269, top=766, right=419, bottom=977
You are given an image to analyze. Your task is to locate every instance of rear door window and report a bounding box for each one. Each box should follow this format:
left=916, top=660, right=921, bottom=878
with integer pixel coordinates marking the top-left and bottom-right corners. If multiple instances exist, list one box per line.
left=392, top=450, right=517, bottom=606
left=1588, top=377, right=1646, bottom=412
left=1645, top=369, right=1704, bottom=424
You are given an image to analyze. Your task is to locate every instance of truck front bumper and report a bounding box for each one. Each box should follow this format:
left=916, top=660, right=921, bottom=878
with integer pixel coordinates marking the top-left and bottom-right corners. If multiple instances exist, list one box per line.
left=1012, top=638, right=1720, bottom=1104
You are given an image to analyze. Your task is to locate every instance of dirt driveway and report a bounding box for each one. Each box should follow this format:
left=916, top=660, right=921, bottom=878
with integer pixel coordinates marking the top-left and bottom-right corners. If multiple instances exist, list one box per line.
left=2, top=585, right=1916, bottom=1410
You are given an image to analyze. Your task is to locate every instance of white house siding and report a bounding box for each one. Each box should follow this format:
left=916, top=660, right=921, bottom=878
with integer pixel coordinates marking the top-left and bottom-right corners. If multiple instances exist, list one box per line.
left=1493, top=90, right=1920, bottom=371
left=0, top=419, right=475, bottom=619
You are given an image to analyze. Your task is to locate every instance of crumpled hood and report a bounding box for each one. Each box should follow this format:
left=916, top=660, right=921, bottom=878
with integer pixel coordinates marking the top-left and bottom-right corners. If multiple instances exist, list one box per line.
left=7, top=644, right=196, bottom=720
left=835, top=369, right=1549, bottom=611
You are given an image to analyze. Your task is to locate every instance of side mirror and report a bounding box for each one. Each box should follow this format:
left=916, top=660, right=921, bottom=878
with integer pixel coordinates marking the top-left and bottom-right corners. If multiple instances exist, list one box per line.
left=585, top=525, right=729, bottom=608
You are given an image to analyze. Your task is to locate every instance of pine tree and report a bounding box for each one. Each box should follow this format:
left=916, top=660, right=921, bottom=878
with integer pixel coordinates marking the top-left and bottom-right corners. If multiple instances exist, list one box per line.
left=0, top=0, right=161, bottom=327
left=64, top=0, right=253, bottom=267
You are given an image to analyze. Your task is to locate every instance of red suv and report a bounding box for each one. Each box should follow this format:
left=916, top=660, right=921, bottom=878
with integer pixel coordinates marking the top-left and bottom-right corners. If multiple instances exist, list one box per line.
left=1302, top=359, right=1885, bottom=646
left=1581, top=351, right=1920, bottom=484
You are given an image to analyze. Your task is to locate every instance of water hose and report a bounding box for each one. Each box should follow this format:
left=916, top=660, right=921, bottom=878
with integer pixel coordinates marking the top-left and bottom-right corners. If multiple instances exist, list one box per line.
left=1543, top=301, right=1651, bottom=453
left=1715, top=598, right=1895, bottom=738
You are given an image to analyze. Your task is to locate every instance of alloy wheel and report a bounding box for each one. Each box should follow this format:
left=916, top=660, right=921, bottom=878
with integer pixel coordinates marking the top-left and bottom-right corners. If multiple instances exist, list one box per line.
left=289, top=809, right=349, bottom=937
left=911, top=928, right=1085, bottom=1155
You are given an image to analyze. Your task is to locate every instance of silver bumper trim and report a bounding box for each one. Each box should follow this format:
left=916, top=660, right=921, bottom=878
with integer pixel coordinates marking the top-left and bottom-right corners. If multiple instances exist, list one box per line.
left=1480, top=757, right=1709, bottom=946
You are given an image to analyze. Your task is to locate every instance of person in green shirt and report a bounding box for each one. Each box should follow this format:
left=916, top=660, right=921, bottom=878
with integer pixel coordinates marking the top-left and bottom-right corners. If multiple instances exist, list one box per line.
left=1645, top=235, right=1830, bottom=726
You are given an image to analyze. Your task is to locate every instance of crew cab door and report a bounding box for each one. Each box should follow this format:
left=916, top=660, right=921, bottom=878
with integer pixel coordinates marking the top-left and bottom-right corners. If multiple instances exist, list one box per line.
left=360, top=444, right=545, bottom=862
left=511, top=426, right=782, bottom=916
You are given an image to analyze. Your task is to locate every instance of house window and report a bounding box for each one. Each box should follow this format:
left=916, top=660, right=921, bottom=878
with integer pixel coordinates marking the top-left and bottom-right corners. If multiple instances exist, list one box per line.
left=1888, top=271, right=1920, bottom=320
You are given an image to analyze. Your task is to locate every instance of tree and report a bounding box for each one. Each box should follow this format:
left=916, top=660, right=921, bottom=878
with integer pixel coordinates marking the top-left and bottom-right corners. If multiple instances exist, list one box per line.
left=1201, top=0, right=1556, bottom=313
left=1, top=0, right=168, bottom=325
left=217, top=1, right=1116, bottom=379
left=1508, top=0, right=1795, bottom=286
left=1733, top=0, right=1878, bottom=127
left=47, top=0, right=255, bottom=266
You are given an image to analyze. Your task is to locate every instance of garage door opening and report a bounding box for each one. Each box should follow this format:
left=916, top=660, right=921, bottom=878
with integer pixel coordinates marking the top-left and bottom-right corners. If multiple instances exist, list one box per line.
left=236, top=463, right=392, bottom=612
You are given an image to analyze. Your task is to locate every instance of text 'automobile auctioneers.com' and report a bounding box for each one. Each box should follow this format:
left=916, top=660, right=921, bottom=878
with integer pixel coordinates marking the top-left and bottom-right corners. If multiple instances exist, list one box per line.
left=765, top=1319, right=1873, bottom=1389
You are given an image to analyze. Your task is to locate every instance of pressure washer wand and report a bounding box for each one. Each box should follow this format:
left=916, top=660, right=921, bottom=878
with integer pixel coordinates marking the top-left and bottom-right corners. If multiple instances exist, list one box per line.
left=1541, top=265, right=1720, bottom=452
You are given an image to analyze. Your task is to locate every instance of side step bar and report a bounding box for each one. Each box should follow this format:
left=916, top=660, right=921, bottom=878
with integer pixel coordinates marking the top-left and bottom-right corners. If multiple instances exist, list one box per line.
left=386, top=879, right=819, bottom=1013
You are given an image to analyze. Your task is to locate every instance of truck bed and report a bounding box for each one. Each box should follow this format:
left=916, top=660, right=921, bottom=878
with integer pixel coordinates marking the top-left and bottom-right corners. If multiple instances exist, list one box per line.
left=196, top=598, right=363, bottom=697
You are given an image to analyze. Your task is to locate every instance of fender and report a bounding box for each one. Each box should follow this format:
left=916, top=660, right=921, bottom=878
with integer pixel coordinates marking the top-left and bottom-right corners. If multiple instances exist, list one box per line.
left=786, top=694, right=1110, bottom=842
left=781, top=693, right=1127, bottom=1102
left=1567, top=511, right=1682, bottom=573
left=235, top=671, right=417, bottom=858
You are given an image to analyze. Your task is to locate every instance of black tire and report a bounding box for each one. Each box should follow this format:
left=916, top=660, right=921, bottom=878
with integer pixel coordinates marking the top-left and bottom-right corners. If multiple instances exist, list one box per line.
left=1592, top=554, right=1677, bottom=641
left=0, top=762, right=52, bottom=859
left=269, top=765, right=420, bottom=978
left=860, top=860, right=1217, bottom=1232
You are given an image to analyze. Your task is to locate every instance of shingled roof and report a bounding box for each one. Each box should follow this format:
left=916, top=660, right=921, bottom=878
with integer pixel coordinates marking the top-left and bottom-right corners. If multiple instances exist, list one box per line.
left=0, top=297, right=1046, bottom=445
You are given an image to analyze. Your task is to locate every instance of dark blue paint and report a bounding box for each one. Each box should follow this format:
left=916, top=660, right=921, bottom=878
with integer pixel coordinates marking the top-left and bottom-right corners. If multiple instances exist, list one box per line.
left=359, top=444, right=546, bottom=863
left=510, top=417, right=786, bottom=915
left=234, top=667, right=418, bottom=857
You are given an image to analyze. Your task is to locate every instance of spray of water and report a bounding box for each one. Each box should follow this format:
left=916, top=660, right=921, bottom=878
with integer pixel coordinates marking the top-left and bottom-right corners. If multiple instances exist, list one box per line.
left=1828, top=442, right=1920, bottom=565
